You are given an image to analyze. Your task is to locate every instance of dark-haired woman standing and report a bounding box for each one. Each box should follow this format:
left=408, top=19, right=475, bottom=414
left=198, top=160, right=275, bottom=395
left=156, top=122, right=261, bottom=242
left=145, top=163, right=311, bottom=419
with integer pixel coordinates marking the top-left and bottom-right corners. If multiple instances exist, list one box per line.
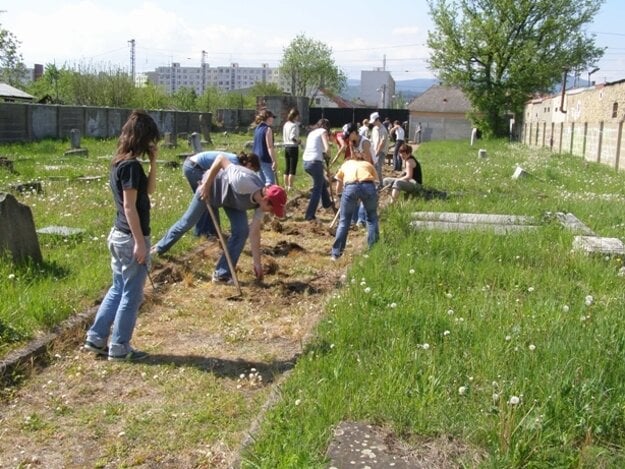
left=85, top=110, right=160, bottom=361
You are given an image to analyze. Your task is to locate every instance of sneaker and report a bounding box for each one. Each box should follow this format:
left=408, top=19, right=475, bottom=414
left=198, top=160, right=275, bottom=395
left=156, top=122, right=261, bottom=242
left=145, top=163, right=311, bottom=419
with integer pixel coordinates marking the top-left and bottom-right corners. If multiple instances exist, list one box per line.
left=108, top=349, right=148, bottom=362
left=212, top=272, right=234, bottom=285
left=84, top=340, right=108, bottom=356
left=330, top=254, right=339, bottom=262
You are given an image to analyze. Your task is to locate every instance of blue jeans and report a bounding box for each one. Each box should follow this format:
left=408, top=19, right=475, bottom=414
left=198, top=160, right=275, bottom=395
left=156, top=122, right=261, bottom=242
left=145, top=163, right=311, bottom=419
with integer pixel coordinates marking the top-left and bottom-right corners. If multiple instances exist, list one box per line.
left=154, top=191, right=211, bottom=254
left=393, top=140, right=404, bottom=171
left=183, top=160, right=218, bottom=237
left=259, top=161, right=276, bottom=186
left=213, top=207, right=249, bottom=279
left=304, top=160, right=332, bottom=220
left=87, top=228, right=149, bottom=356
left=374, top=154, right=384, bottom=186
left=332, top=182, right=379, bottom=257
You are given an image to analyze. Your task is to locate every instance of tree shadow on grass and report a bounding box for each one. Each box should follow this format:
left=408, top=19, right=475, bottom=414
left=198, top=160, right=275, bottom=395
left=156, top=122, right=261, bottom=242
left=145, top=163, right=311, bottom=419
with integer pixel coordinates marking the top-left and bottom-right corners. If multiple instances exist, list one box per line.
left=141, top=353, right=297, bottom=383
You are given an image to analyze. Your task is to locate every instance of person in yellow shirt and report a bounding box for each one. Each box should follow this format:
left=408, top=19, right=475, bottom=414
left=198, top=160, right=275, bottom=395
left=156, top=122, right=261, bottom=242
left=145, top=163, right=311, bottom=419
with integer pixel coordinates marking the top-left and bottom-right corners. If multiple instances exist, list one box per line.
left=330, top=141, right=379, bottom=260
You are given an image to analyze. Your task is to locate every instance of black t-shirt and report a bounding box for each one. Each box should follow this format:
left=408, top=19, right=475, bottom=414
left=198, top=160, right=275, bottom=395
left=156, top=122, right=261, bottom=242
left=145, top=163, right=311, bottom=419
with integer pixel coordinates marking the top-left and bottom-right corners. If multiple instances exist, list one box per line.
left=110, top=159, right=150, bottom=236
left=406, top=156, right=423, bottom=185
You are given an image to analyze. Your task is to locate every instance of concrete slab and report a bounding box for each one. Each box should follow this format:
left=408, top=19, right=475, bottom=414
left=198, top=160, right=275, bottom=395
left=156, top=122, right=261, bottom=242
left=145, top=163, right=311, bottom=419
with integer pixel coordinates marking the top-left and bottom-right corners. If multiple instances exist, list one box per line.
left=411, top=220, right=539, bottom=234
left=412, top=211, right=536, bottom=226
left=572, top=236, right=625, bottom=256
left=36, top=226, right=85, bottom=237
left=326, top=421, right=484, bottom=468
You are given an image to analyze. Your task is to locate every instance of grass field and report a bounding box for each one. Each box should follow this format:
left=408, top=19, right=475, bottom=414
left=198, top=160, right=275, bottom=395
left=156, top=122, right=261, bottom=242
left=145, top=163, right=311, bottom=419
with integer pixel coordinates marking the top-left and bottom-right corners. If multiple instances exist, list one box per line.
left=241, top=140, right=625, bottom=467
left=2, top=136, right=625, bottom=466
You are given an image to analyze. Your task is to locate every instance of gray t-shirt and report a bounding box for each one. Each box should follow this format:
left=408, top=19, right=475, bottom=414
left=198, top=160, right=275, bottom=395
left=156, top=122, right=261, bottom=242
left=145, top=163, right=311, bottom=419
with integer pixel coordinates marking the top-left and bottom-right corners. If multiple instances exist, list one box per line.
left=211, top=164, right=263, bottom=211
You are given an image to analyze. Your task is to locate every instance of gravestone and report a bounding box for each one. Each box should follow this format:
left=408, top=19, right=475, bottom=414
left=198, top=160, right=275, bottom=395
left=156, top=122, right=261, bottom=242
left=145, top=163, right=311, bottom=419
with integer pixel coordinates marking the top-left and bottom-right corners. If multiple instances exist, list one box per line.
left=162, top=132, right=177, bottom=149
left=199, top=113, right=212, bottom=144
left=64, top=129, right=89, bottom=156
left=478, top=149, right=487, bottom=158
left=190, top=132, right=203, bottom=153
left=572, top=236, right=625, bottom=256
left=511, top=166, right=528, bottom=179
left=36, top=225, right=85, bottom=238
left=0, top=192, right=43, bottom=264
left=10, top=181, right=43, bottom=194
left=0, top=156, right=14, bottom=172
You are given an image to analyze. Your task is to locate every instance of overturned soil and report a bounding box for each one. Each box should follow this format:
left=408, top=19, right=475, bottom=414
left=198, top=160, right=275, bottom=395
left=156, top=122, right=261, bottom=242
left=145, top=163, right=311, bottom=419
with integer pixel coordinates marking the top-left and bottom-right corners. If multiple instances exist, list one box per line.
left=0, top=187, right=378, bottom=468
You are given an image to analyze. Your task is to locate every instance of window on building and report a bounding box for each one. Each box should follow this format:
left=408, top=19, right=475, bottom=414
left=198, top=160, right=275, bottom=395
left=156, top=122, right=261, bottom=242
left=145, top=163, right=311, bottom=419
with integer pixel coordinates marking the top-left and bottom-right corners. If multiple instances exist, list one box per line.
left=612, top=102, right=618, bottom=118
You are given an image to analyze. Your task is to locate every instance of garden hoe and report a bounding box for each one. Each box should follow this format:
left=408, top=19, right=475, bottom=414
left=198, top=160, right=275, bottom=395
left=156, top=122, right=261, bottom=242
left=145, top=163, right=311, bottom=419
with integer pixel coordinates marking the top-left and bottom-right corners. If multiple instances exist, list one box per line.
left=205, top=202, right=243, bottom=301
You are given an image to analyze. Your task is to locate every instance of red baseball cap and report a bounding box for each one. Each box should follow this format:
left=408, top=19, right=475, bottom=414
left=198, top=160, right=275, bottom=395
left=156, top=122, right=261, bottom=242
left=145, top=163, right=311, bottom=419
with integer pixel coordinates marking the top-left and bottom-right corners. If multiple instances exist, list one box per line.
left=265, top=185, right=287, bottom=218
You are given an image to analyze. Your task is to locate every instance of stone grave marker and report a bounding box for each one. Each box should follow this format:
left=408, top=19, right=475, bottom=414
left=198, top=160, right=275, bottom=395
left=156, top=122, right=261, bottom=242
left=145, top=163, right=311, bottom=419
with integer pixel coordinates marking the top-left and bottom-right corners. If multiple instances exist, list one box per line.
left=478, top=148, right=487, bottom=158
left=36, top=225, right=86, bottom=238
left=199, top=113, right=212, bottom=144
left=511, top=165, right=528, bottom=179
left=0, top=192, right=43, bottom=264
left=572, top=236, right=625, bottom=256
left=10, top=181, right=43, bottom=194
left=64, top=129, right=89, bottom=156
left=162, top=132, right=177, bottom=149
left=0, top=156, right=14, bottom=172
left=190, top=132, right=203, bottom=154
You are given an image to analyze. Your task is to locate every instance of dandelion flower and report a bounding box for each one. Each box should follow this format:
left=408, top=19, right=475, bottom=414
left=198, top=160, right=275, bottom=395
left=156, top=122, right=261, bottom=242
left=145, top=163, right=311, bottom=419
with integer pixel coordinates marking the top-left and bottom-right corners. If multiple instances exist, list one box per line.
left=364, top=287, right=371, bottom=293
left=508, top=395, right=520, bottom=405
left=389, top=302, right=397, bottom=308
left=443, top=330, right=450, bottom=336
left=8, top=274, right=16, bottom=280
left=528, top=344, right=536, bottom=351
left=447, top=309, right=454, bottom=315
left=562, top=305, right=570, bottom=313
left=445, top=292, right=453, bottom=299
left=505, top=335, right=512, bottom=341
left=458, top=386, right=467, bottom=396
left=527, top=286, right=535, bottom=292
left=295, top=399, right=302, bottom=406
left=409, top=269, right=415, bottom=274
left=492, top=393, right=500, bottom=403
left=422, top=343, right=430, bottom=350
left=585, top=295, right=594, bottom=306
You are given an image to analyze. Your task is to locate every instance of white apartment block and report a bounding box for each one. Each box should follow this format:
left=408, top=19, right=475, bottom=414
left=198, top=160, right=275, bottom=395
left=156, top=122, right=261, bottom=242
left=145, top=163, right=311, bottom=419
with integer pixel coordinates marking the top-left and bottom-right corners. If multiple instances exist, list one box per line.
left=144, top=63, right=285, bottom=95
left=360, top=70, right=396, bottom=108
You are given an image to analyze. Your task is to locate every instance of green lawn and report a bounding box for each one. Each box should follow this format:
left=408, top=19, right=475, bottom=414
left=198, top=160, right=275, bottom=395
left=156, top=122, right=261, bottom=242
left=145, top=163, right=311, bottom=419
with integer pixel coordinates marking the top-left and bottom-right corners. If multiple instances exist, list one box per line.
left=242, top=140, right=625, bottom=467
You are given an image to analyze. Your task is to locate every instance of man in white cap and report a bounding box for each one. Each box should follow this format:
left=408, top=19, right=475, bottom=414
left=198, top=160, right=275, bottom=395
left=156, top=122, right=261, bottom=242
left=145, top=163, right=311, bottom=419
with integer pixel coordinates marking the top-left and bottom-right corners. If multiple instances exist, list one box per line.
left=369, top=112, right=388, bottom=186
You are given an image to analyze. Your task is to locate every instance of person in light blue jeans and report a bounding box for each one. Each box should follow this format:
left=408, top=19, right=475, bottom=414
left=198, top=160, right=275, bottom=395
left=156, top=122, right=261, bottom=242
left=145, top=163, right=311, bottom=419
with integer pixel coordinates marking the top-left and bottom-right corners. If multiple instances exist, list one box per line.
left=183, top=151, right=240, bottom=236
left=198, top=154, right=287, bottom=282
left=302, top=118, right=334, bottom=221
left=85, top=110, right=160, bottom=361
left=152, top=153, right=260, bottom=255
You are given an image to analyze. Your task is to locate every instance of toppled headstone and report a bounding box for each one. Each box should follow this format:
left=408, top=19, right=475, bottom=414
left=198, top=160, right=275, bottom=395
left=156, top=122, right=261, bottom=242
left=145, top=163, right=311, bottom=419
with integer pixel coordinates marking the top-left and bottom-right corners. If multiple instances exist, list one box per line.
left=64, top=129, right=89, bottom=156
left=555, top=212, right=596, bottom=236
left=511, top=166, right=528, bottom=179
left=10, top=181, right=43, bottom=194
left=75, top=176, right=105, bottom=183
left=410, top=211, right=539, bottom=234
left=36, top=225, right=85, bottom=238
left=0, top=192, right=43, bottom=264
left=572, top=236, right=625, bottom=256
left=411, top=220, right=538, bottom=234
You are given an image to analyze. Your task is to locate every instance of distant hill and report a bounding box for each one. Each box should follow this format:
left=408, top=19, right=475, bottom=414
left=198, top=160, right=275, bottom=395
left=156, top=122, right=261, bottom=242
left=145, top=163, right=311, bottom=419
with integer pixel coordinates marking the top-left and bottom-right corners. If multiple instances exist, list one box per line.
left=343, top=78, right=438, bottom=101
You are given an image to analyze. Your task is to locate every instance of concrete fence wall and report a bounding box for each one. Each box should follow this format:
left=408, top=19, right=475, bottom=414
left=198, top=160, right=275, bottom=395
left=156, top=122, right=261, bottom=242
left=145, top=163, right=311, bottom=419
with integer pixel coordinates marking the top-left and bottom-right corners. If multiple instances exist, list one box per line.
left=0, top=102, right=209, bottom=143
left=521, top=80, right=625, bottom=170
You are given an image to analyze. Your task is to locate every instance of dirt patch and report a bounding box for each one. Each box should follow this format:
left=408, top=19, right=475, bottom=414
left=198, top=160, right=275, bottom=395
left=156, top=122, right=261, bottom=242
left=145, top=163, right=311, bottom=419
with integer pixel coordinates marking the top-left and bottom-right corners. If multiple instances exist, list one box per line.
left=0, top=185, right=376, bottom=468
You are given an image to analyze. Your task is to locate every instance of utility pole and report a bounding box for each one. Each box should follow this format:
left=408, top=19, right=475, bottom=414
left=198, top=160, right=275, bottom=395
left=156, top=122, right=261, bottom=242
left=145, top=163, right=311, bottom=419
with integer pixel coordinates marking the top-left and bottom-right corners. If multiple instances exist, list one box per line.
left=128, top=39, right=136, bottom=83
left=201, top=50, right=207, bottom=94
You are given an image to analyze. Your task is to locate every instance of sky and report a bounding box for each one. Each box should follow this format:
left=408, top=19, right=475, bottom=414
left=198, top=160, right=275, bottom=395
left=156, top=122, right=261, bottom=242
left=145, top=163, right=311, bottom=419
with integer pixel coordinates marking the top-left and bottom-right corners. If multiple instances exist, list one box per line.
left=2, top=0, right=624, bottom=84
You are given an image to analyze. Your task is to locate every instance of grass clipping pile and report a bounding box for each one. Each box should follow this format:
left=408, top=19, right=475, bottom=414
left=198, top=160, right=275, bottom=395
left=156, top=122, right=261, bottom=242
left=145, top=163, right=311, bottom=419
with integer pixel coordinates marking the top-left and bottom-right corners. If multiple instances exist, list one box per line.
left=0, top=190, right=364, bottom=467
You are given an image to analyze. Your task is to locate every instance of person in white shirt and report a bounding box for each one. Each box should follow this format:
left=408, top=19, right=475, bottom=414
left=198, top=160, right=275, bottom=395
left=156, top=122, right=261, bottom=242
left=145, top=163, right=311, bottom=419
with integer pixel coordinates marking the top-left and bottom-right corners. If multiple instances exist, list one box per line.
left=390, top=120, right=405, bottom=171
left=282, top=108, right=301, bottom=191
left=302, top=118, right=334, bottom=221
left=369, top=112, right=388, bottom=186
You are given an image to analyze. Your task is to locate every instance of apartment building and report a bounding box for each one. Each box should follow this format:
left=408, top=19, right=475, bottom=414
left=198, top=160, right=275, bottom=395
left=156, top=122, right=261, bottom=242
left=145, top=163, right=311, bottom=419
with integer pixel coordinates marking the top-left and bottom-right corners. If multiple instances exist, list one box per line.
left=144, top=63, right=284, bottom=95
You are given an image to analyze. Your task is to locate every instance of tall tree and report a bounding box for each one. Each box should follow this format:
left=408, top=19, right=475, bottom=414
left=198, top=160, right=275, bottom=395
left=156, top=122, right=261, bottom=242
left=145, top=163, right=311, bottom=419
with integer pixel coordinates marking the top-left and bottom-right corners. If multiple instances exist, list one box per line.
left=0, top=24, right=26, bottom=86
left=280, top=34, right=346, bottom=99
left=427, top=0, right=604, bottom=136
